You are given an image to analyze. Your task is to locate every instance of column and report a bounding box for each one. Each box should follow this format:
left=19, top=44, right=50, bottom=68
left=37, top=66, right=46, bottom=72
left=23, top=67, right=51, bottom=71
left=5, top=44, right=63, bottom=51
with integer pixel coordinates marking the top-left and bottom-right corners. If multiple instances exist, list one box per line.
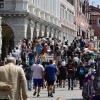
left=44, top=26, right=47, bottom=37
left=35, top=22, right=40, bottom=38
left=41, top=25, right=45, bottom=37
left=47, top=27, right=50, bottom=38
left=56, top=30, right=59, bottom=40
left=54, top=30, right=58, bottom=39
left=51, top=28, right=54, bottom=38
left=30, top=21, right=35, bottom=41
left=0, top=17, right=2, bottom=59
left=58, top=31, right=61, bottom=40
left=14, top=19, right=28, bottom=45
left=44, top=26, right=51, bottom=38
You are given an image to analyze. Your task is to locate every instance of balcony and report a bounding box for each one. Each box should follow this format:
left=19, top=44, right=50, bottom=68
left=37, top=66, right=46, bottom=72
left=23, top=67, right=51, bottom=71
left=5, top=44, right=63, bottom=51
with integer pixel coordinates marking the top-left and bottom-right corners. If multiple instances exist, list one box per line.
left=60, top=0, right=75, bottom=12
left=61, top=18, right=77, bottom=31
left=28, top=3, right=61, bottom=27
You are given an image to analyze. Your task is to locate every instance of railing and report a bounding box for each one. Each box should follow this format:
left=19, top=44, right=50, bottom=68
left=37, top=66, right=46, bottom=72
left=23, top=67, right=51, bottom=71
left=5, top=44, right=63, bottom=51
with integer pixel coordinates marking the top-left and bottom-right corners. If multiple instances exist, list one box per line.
left=28, top=3, right=61, bottom=27
left=61, top=18, right=77, bottom=31
left=61, top=0, right=75, bottom=12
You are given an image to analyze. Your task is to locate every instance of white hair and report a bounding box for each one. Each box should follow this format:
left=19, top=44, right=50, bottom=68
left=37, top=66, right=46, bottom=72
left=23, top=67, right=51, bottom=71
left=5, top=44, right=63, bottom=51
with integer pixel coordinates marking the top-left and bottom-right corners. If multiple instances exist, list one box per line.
left=7, top=56, right=16, bottom=64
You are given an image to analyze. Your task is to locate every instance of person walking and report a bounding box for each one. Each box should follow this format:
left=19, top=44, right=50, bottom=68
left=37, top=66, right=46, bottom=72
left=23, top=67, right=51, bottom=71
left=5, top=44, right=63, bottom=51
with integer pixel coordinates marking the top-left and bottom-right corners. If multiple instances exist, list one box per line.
left=25, top=63, right=33, bottom=91
left=45, top=60, right=57, bottom=97
left=32, top=59, right=44, bottom=97
left=0, top=56, right=27, bottom=100
left=67, top=61, right=75, bottom=90
left=77, top=62, right=85, bottom=89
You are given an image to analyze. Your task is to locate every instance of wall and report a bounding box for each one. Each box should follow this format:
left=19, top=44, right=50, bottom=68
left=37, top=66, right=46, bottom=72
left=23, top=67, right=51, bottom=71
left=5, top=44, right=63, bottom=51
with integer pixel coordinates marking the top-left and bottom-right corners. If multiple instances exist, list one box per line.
left=77, top=0, right=89, bottom=39
left=33, top=0, right=60, bottom=19
left=91, top=15, right=100, bottom=37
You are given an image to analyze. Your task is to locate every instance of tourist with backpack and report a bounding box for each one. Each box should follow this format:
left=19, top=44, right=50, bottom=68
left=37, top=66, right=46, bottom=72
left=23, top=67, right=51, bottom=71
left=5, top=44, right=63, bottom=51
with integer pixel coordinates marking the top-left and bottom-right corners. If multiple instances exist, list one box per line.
left=67, top=61, right=75, bottom=90
left=77, top=62, right=85, bottom=89
left=21, top=49, right=26, bottom=64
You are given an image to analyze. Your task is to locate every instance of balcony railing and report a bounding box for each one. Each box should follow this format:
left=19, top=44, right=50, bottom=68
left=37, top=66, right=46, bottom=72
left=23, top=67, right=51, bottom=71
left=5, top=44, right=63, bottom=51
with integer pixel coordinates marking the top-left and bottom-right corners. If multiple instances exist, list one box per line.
left=28, top=3, right=61, bottom=27
left=61, top=18, right=77, bottom=31
left=61, top=0, right=75, bottom=12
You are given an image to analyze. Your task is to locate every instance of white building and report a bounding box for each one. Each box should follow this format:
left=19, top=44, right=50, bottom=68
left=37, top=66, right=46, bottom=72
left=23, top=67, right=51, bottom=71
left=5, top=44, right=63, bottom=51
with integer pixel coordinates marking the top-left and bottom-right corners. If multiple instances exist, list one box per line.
left=60, top=0, right=77, bottom=45
left=0, top=0, right=62, bottom=59
left=0, top=0, right=77, bottom=59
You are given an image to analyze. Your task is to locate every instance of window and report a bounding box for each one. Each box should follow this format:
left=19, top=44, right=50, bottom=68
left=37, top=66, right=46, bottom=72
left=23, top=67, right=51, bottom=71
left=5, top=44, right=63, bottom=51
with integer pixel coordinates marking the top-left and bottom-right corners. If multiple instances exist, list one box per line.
left=60, top=4, right=66, bottom=19
left=0, top=0, right=4, bottom=9
left=82, top=31, right=85, bottom=39
left=98, top=18, right=100, bottom=27
left=67, top=0, right=74, bottom=5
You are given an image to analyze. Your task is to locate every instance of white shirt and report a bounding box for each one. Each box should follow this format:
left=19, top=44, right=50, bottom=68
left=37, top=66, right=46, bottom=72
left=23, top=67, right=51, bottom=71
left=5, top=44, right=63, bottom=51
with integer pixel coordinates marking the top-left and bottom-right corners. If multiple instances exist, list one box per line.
left=88, top=59, right=94, bottom=66
left=62, top=40, right=66, bottom=45
left=84, top=48, right=89, bottom=52
left=73, top=57, right=79, bottom=63
left=61, top=61, right=66, bottom=66
left=16, top=49, right=21, bottom=57
left=50, top=40, right=54, bottom=45
left=12, top=51, right=19, bottom=60
left=31, top=64, right=44, bottom=79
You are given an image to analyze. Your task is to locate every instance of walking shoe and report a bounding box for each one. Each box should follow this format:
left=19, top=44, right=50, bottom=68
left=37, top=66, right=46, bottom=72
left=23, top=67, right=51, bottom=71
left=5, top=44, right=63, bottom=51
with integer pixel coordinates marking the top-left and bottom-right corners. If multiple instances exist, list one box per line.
left=48, top=93, right=51, bottom=97
left=63, top=86, right=65, bottom=88
left=51, top=93, right=53, bottom=97
left=53, top=90, right=55, bottom=93
left=71, top=87, right=73, bottom=90
left=33, top=92, right=37, bottom=96
left=60, top=85, right=62, bottom=88
left=37, top=94, right=40, bottom=97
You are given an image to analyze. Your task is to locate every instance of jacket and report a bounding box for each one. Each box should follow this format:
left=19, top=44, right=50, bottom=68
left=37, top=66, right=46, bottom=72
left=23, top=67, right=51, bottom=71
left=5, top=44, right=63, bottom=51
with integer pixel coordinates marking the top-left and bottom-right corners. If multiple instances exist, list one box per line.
left=0, top=63, right=27, bottom=100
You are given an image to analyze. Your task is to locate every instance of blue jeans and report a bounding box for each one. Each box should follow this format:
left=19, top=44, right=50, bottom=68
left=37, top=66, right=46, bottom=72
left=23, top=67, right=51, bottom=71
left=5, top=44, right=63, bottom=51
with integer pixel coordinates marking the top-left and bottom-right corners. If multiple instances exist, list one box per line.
left=63, top=56, right=67, bottom=62
left=27, top=78, right=33, bottom=90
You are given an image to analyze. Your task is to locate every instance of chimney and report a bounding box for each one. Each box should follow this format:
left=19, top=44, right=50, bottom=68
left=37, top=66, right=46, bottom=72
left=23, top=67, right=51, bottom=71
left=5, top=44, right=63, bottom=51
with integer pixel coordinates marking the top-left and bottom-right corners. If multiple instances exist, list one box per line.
left=97, top=5, right=100, bottom=9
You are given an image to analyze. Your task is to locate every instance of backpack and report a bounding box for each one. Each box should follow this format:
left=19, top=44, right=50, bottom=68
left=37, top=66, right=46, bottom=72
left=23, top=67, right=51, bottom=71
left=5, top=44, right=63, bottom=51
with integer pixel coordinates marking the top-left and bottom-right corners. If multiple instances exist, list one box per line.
left=79, top=67, right=84, bottom=75
left=67, top=65, right=74, bottom=73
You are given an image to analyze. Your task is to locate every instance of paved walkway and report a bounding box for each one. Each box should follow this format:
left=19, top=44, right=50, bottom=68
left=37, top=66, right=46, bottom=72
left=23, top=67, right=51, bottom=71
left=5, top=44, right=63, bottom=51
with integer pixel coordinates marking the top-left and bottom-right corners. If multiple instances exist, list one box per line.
left=27, top=84, right=83, bottom=100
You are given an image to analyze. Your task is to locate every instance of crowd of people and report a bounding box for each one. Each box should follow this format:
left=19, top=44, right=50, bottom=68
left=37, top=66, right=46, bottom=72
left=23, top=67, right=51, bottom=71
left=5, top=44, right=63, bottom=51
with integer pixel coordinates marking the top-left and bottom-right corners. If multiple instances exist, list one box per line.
left=0, top=36, right=100, bottom=100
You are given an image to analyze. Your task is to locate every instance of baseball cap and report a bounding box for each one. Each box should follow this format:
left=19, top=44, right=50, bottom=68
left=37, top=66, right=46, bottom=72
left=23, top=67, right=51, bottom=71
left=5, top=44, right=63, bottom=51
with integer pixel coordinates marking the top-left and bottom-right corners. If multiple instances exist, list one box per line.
left=37, top=59, right=41, bottom=63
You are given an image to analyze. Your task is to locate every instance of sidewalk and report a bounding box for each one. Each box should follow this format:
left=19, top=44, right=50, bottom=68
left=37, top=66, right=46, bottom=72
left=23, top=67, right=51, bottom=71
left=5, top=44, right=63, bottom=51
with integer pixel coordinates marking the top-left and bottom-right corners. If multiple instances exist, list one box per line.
left=27, top=84, right=83, bottom=100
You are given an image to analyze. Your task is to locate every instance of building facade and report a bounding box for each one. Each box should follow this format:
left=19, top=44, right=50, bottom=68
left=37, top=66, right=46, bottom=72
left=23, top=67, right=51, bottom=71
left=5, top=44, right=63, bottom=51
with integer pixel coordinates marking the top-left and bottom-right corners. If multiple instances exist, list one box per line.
left=89, top=5, right=100, bottom=37
left=89, top=5, right=100, bottom=49
left=0, top=0, right=62, bottom=59
left=60, top=0, right=77, bottom=45
left=77, top=0, right=89, bottom=40
left=0, top=0, right=78, bottom=59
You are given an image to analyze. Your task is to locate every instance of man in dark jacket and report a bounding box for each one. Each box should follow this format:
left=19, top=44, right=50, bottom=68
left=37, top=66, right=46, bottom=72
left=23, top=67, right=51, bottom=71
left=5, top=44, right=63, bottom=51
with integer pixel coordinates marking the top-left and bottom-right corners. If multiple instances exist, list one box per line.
left=77, top=62, right=85, bottom=89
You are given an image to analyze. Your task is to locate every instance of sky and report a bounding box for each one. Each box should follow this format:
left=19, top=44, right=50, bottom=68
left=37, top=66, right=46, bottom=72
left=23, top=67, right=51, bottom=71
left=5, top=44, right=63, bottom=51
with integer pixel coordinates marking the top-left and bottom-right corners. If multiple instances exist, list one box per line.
left=89, top=0, right=100, bottom=7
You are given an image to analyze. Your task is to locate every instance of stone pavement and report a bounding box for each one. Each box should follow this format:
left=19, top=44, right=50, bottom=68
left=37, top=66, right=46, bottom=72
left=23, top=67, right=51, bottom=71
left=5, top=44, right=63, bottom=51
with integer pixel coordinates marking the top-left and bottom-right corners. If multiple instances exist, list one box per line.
left=27, top=84, right=83, bottom=100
